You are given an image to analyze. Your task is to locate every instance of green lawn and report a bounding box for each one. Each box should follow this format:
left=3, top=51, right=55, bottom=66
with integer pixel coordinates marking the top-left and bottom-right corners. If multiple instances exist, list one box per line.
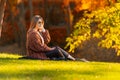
left=0, top=53, right=120, bottom=80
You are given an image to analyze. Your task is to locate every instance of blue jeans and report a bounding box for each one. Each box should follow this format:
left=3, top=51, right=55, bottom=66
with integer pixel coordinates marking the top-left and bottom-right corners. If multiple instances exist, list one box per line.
left=45, top=46, right=69, bottom=60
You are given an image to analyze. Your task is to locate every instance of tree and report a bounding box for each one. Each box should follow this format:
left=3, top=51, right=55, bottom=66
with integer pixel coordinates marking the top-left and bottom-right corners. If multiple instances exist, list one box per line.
left=28, top=0, right=33, bottom=21
left=6, top=0, right=27, bottom=54
left=63, top=0, right=73, bottom=35
left=7, top=0, right=20, bottom=47
left=0, top=0, right=7, bottom=37
left=65, top=2, right=120, bottom=56
left=16, top=1, right=27, bottom=54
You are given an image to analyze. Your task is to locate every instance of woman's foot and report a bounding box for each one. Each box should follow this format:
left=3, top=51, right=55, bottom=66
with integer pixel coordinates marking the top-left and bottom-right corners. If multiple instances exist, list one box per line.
left=67, top=55, right=75, bottom=61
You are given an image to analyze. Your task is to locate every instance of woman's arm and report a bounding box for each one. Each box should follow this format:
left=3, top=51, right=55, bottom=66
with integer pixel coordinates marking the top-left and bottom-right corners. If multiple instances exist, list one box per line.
left=29, top=31, right=51, bottom=52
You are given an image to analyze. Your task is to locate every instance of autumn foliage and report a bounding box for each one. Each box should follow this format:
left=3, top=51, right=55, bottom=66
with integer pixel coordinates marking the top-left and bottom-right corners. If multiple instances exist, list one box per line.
left=65, top=2, right=120, bottom=57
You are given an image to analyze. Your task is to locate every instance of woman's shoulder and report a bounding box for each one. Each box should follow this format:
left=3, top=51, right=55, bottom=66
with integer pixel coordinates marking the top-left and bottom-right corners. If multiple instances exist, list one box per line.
left=28, top=30, right=37, bottom=34
left=28, top=30, right=39, bottom=37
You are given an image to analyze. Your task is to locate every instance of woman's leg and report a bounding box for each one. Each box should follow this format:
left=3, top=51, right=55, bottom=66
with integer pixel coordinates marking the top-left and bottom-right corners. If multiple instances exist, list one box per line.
left=45, top=47, right=65, bottom=60
left=57, top=46, right=75, bottom=60
left=56, top=47, right=69, bottom=58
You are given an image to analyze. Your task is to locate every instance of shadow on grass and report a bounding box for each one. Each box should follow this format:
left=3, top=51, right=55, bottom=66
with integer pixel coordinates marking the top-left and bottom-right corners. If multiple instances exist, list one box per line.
left=0, top=69, right=102, bottom=80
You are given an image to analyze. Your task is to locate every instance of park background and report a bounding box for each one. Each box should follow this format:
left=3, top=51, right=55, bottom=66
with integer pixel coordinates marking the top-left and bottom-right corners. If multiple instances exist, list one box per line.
left=1, top=0, right=120, bottom=80
left=0, top=0, right=120, bottom=62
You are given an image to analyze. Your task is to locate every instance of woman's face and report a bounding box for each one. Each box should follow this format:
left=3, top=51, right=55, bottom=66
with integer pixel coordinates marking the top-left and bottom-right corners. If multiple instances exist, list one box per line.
left=36, top=19, right=44, bottom=31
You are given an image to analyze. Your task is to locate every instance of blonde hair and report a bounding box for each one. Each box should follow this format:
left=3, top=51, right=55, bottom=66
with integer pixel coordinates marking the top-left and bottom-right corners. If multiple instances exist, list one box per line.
left=28, top=15, right=44, bottom=32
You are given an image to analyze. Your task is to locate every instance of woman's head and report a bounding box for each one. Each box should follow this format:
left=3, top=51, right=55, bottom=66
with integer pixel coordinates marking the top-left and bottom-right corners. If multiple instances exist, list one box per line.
left=28, top=15, right=44, bottom=32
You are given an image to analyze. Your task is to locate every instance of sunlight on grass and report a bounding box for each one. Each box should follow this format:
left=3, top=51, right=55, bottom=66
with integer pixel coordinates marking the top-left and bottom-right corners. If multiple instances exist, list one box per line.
left=0, top=53, right=21, bottom=59
left=0, top=53, right=120, bottom=80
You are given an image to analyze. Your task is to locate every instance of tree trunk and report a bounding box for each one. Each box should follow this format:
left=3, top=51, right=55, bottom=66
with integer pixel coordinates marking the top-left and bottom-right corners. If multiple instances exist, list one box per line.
left=17, top=1, right=26, bottom=54
left=64, top=0, right=72, bottom=36
left=7, top=0, right=20, bottom=47
left=44, top=0, right=49, bottom=28
left=28, top=0, right=33, bottom=21
left=0, top=0, right=7, bottom=37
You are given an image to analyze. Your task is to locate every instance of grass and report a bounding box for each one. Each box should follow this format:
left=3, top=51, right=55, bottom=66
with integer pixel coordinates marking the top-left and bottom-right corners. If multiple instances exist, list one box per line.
left=0, top=53, right=120, bottom=80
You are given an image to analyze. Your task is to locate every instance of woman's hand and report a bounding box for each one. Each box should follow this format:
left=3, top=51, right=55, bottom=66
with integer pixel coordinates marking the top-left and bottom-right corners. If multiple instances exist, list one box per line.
left=39, top=27, right=44, bottom=32
left=42, top=28, right=45, bottom=32
left=50, top=47, right=56, bottom=50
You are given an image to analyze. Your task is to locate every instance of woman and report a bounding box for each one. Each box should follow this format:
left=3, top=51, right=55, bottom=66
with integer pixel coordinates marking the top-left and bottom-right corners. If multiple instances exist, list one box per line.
left=26, top=15, right=75, bottom=60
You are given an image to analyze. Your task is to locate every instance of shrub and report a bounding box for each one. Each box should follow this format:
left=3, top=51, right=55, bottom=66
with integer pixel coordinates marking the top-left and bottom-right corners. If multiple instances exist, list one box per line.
left=65, top=3, right=120, bottom=56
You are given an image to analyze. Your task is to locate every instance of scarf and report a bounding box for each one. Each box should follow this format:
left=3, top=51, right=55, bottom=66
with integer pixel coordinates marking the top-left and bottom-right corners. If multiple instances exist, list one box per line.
left=37, top=32, right=44, bottom=46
